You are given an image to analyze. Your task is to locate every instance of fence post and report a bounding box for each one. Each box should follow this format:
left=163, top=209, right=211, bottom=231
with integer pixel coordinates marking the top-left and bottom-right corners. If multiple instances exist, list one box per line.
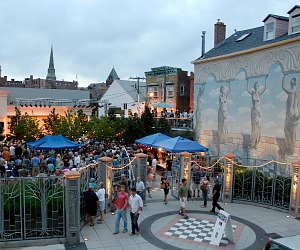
left=65, top=171, right=81, bottom=244
left=135, top=153, right=148, bottom=204
left=98, top=156, right=113, bottom=213
left=222, top=153, right=234, bottom=203
left=289, top=162, right=300, bottom=217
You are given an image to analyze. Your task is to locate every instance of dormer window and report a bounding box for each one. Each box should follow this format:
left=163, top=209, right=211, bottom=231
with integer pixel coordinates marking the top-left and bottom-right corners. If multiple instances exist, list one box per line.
left=265, top=22, right=274, bottom=40
left=291, top=14, right=300, bottom=33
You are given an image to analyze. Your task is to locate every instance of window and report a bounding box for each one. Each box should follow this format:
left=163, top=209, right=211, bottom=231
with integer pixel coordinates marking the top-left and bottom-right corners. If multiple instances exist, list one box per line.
left=180, top=85, right=185, bottom=96
left=235, top=33, right=252, bottom=42
left=149, top=86, right=158, bottom=97
left=167, top=85, right=174, bottom=97
left=292, top=15, right=300, bottom=33
left=265, top=22, right=274, bottom=40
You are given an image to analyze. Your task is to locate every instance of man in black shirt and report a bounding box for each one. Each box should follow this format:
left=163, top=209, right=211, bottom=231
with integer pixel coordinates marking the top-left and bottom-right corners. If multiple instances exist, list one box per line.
left=83, top=186, right=99, bottom=226
left=210, top=179, right=223, bottom=213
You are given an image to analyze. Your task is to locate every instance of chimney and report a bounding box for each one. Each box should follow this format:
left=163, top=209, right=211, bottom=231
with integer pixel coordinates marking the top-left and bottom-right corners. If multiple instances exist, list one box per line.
left=201, top=31, right=206, bottom=57
left=214, top=19, right=226, bottom=46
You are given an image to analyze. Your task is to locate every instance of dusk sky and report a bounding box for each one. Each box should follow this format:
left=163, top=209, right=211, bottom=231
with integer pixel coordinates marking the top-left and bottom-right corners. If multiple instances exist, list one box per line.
left=0, top=0, right=299, bottom=87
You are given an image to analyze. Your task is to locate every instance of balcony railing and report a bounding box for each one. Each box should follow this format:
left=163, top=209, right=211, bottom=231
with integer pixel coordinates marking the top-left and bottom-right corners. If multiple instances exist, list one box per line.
left=154, top=117, right=193, bottom=131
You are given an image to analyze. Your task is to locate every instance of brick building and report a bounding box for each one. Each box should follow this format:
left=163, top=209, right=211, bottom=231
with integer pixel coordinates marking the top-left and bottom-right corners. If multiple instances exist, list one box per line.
left=145, top=66, right=191, bottom=114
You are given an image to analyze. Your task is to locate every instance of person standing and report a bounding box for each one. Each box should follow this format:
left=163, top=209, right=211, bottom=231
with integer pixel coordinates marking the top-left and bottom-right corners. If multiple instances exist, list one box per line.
left=200, top=176, right=209, bottom=208
left=113, top=185, right=128, bottom=234
left=83, top=186, right=99, bottom=226
left=136, top=177, right=145, bottom=201
left=210, top=178, right=223, bottom=213
left=0, top=154, right=6, bottom=178
left=192, top=166, right=201, bottom=197
left=152, top=156, right=157, bottom=181
left=179, top=178, right=190, bottom=219
left=161, top=172, right=170, bottom=204
left=96, top=182, right=106, bottom=224
left=31, top=153, right=40, bottom=177
left=128, top=187, right=143, bottom=236
left=146, top=168, right=153, bottom=198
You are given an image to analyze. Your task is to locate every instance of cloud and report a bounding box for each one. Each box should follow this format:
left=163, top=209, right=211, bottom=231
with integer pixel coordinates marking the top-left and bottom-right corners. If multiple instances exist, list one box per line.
left=242, top=91, right=249, bottom=97
left=203, top=120, right=216, bottom=129
left=277, top=110, right=285, bottom=120
left=264, top=121, right=277, bottom=128
left=274, top=66, right=283, bottom=73
left=238, top=106, right=251, bottom=114
left=227, top=98, right=233, bottom=105
left=236, top=73, right=246, bottom=80
left=262, top=103, right=275, bottom=109
left=209, top=88, right=219, bottom=98
left=276, top=92, right=287, bottom=102
left=202, top=108, right=217, bottom=117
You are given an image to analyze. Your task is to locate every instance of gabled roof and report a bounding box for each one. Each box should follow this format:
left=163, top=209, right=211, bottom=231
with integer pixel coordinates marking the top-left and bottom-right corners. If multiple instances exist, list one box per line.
left=288, top=5, right=300, bottom=14
left=106, top=67, right=120, bottom=82
left=195, top=25, right=300, bottom=61
left=262, top=14, right=288, bottom=22
left=100, top=80, right=146, bottom=104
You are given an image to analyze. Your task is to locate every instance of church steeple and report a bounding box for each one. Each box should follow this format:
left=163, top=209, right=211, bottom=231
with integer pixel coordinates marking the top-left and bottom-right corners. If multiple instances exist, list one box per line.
left=46, top=46, right=56, bottom=81
left=106, top=66, right=120, bottom=86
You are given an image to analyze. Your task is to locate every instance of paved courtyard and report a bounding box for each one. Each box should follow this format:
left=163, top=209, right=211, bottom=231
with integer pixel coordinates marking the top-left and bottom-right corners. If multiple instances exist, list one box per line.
left=3, top=183, right=300, bottom=250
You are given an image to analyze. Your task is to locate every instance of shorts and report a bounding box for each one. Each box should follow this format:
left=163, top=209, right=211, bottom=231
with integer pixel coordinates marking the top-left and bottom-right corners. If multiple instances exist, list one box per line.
left=179, top=197, right=187, bottom=208
left=146, top=181, right=152, bottom=188
left=99, top=200, right=105, bottom=211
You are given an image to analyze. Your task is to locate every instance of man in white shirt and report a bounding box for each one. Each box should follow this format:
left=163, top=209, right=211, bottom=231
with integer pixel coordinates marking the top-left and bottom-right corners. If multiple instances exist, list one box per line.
left=128, top=187, right=143, bottom=236
left=74, top=152, right=81, bottom=167
left=136, top=177, right=145, bottom=201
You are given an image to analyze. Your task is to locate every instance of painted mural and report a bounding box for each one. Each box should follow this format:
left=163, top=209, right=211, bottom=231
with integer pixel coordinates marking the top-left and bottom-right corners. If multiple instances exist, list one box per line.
left=194, top=63, right=300, bottom=162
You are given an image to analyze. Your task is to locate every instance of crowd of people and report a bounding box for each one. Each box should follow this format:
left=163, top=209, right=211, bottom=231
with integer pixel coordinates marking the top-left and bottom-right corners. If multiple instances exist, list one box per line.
left=0, top=137, right=224, bottom=237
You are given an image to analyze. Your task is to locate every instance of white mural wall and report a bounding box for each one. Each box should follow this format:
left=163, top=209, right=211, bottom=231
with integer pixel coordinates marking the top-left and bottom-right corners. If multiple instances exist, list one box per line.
left=194, top=42, right=300, bottom=163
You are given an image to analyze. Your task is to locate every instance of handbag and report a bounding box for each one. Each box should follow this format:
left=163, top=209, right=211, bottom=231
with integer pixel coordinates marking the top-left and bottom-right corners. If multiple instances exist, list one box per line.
left=160, top=183, right=166, bottom=189
left=200, top=183, right=207, bottom=191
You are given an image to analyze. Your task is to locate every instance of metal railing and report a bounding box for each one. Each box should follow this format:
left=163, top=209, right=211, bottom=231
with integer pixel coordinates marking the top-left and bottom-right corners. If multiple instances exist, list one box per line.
left=154, top=117, right=193, bottom=130
left=0, top=176, right=65, bottom=241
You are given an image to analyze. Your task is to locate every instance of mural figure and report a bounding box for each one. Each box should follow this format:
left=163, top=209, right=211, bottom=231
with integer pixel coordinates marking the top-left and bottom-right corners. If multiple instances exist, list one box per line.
left=282, top=75, right=300, bottom=156
left=246, top=78, right=267, bottom=150
left=218, top=83, right=231, bottom=144
left=195, top=83, right=205, bottom=141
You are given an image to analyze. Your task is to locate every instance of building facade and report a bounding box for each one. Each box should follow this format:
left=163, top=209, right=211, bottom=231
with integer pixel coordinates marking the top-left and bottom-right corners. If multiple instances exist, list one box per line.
left=145, top=66, right=191, bottom=114
left=193, top=6, right=300, bottom=163
left=0, top=87, right=92, bottom=136
left=0, top=47, right=78, bottom=90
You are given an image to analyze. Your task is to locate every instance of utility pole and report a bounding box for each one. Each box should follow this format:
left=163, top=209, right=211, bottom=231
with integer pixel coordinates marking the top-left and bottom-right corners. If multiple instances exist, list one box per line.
left=129, top=76, right=145, bottom=116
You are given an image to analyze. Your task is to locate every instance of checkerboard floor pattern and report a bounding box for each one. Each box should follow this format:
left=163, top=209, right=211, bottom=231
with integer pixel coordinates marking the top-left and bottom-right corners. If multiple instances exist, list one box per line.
left=164, top=217, right=237, bottom=247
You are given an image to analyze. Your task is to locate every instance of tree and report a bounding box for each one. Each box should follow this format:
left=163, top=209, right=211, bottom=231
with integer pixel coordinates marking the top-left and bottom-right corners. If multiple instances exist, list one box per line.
left=140, top=105, right=155, bottom=135
left=11, top=112, right=43, bottom=141
left=8, top=107, right=22, bottom=136
left=43, top=108, right=59, bottom=135
left=87, top=116, right=116, bottom=143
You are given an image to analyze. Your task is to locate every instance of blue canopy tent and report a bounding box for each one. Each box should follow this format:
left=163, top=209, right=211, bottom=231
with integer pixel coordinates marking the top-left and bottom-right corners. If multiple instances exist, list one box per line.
left=152, top=136, right=208, bottom=153
left=135, top=132, right=171, bottom=147
left=27, top=135, right=80, bottom=150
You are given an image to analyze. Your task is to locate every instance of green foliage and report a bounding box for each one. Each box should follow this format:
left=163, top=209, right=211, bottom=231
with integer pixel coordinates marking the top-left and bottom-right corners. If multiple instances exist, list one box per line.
left=87, top=116, right=116, bottom=143
left=43, top=108, right=59, bottom=135
left=9, top=110, right=43, bottom=141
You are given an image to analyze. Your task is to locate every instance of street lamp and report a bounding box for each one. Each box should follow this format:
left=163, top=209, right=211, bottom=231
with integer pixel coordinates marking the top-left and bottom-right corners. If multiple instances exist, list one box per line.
left=148, top=92, right=154, bottom=105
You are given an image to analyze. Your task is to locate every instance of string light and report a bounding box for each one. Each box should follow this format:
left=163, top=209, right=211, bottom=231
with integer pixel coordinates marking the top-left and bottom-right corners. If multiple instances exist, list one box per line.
left=191, top=156, right=291, bottom=170
left=78, top=157, right=137, bottom=173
